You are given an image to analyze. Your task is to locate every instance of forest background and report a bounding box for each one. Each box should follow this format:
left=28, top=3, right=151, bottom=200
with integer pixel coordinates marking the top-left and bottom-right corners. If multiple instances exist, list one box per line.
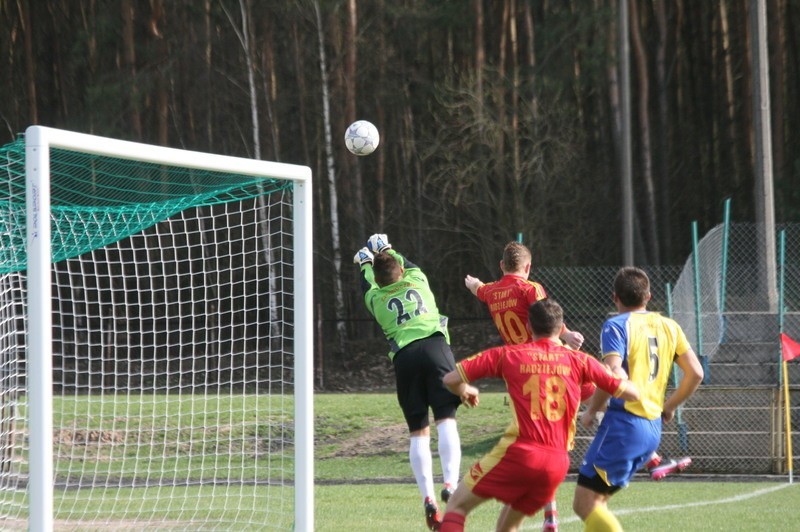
left=1, top=0, right=798, bottom=383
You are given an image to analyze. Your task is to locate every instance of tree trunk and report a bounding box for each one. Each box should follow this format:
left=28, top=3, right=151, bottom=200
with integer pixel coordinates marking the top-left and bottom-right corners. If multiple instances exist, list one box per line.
left=238, top=0, right=260, bottom=159
left=148, top=0, right=168, bottom=146
left=654, top=0, right=671, bottom=260
left=522, top=1, right=538, bottom=119
left=629, top=0, right=659, bottom=264
left=345, top=0, right=365, bottom=236
left=719, top=0, right=741, bottom=191
left=611, top=0, right=635, bottom=264
left=375, top=1, right=386, bottom=229
left=474, top=0, right=485, bottom=120
left=607, top=0, right=622, bottom=145
left=494, top=0, right=509, bottom=217
left=204, top=0, right=214, bottom=150
left=121, top=0, right=142, bottom=139
left=260, top=15, right=280, bottom=161
left=344, top=0, right=357, bottom=124
left=79, top=0, right=98, bottom=133
left=17, top=0, right=37, bottom=124
left=768, top=0, right=786, bottom=215
left=46, top=2, right=69, bottom=122
left=509, top=0, right=524, bottom=231
left=314, top=0, right=347, bottom=355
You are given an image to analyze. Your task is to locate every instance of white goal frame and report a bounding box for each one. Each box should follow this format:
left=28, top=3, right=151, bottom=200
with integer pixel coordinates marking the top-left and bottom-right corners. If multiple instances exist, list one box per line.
left=24, top=125, right=314, bottom=532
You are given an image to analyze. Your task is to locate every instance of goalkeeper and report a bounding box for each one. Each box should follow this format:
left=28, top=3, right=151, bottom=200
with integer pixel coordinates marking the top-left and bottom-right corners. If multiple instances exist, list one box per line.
left=354, top=234, right=462, bottom=531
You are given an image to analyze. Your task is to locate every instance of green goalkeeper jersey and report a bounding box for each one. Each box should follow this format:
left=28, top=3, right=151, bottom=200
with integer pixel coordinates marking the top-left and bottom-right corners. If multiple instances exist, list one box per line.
left=359, top=249, right=450, bottom=360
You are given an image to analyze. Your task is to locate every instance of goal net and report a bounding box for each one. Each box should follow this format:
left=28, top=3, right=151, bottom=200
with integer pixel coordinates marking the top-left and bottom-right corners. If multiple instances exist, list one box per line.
left=0, top=127, right=313, bottom=530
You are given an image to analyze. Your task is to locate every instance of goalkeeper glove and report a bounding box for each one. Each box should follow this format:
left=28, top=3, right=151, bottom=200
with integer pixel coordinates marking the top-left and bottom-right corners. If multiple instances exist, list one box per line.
left=367, top=233, right=392, bottom=253
left=353, top=247, right=374, bottom=266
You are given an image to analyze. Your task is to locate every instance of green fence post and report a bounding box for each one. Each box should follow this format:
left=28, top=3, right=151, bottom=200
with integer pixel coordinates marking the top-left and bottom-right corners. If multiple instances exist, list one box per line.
left=667, top=282, right=689, bottom=451
left=778, top=230, right=786, bottom=385
left=719, top=199, right=731, bottom=344
left=693, top=221, right=709, bottom=384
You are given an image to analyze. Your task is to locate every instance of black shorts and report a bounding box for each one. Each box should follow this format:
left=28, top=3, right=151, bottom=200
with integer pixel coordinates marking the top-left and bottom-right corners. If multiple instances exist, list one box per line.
left=392, top=333, right=461, bottom=433
left=576, top=473, right=623, bottom=495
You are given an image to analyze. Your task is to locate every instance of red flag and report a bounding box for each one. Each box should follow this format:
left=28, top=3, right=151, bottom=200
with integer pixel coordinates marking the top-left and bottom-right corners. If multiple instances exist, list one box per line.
left=781, top=333, right=800, bottom=362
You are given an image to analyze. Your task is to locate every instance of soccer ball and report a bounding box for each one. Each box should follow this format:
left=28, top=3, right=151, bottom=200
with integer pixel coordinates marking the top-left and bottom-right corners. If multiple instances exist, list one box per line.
left=344, top=120, right=380, bottom=156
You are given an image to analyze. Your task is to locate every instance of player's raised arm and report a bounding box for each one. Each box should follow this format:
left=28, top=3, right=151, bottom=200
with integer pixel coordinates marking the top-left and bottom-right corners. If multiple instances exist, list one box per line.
left=353, top=247, right=376, bottom=296
left=464, top=274, right=484, bottom=296
left=366, top=233, right=391, bottom=254
left=443, top=369, right=480, bottom=408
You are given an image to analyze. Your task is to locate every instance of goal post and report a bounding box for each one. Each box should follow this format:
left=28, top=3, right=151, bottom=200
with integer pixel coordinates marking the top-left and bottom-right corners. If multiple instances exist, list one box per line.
left=3, top=126, right=313, bottom=530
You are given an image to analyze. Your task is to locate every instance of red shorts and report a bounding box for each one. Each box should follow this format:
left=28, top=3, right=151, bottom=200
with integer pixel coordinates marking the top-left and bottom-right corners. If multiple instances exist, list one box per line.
left=465, top=437, right=570, bottom=516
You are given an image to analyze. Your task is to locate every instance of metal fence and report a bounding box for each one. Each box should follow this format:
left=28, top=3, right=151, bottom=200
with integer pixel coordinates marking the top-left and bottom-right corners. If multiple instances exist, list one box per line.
left=331, top=223, right=800, bottom=475
left=540, top=223, right=800, bottom=475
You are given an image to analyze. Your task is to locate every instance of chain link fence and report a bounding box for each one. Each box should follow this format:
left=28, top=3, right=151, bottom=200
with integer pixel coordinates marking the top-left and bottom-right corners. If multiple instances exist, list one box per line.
left=327, top=223, right=800, bottom=475
left=545, top=223, right=800, bottom=475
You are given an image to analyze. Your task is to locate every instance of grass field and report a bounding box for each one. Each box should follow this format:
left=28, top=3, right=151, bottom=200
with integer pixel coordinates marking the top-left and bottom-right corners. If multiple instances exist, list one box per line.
left=12, top=390, right=795, bottom=529
left=315, top=391, right=800, bottom=531
left=316, top=480, right=799, bottom=530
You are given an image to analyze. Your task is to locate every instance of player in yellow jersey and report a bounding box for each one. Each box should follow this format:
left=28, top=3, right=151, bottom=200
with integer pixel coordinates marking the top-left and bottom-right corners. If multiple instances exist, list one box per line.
left=572, top=267, right=704, bottom=531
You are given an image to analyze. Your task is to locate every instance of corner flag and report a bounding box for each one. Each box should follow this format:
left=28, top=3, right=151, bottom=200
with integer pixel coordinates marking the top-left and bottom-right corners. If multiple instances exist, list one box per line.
left=781, top=333, right=800, bottom=362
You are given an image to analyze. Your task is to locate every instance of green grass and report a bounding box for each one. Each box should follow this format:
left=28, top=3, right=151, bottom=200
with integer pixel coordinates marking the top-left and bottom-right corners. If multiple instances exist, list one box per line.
left=56, top=485, right=294, bottom=528
left=5, top=391, right=796, bottom=529
left=315, top=391, right=800, bottom=531
left=316, top=481, right=800, bottom=531
left=46, top=393, right=293, bottom=480
left=315, top=390, right=511, bottom=480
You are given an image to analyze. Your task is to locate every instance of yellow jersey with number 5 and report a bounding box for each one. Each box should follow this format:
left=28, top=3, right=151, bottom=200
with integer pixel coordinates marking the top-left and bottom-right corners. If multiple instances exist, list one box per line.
left=601, top=311, right=691, bottom=419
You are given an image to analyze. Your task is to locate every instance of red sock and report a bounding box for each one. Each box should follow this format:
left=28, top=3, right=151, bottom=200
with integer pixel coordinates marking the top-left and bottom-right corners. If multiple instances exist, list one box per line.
left=440, top=511, right=466, bottom=532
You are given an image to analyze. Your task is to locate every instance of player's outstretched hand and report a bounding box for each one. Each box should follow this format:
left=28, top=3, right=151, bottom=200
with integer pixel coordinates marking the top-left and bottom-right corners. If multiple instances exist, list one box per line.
left=353, top=247, right=374, bottom=266
left=562, top=330, right=585, bottom=350
left=459, top=385, right=480, bottom=408
left=366, top=234, right=391, bottom=253
left=464, top=274, right=483, bottom=295
left=580, top=409, right=599, bottom=429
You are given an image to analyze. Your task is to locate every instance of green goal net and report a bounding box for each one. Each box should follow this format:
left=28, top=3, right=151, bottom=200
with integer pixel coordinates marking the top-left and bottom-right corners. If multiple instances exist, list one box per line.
left=0, top=127, right=313, bottom=531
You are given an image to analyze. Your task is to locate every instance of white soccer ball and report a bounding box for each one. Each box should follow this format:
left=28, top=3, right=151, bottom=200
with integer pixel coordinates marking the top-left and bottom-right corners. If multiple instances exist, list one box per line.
left=344, top=120, right=380, bottom=156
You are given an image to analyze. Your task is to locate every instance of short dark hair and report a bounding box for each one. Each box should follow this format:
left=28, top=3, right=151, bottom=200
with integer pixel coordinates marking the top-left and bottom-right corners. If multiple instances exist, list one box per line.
left=528, top=299, right=563, bottom=337
left=372, top=252, right=403, bottom=287
left=613, top=267, right=650, bottom=307
left=502, top=241, right=532, bottom=272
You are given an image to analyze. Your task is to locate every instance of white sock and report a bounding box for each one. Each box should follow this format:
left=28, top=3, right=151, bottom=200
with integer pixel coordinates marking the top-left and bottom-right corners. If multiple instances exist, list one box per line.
left=409, top=435, right=435, bottom=501
left=436, top=418, right=461, bottom=487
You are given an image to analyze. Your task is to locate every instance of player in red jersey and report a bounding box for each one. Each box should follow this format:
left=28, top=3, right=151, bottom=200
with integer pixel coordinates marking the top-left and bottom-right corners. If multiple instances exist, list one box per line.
left=465, top=241, right=584, bottom=350
left=466, top=243, right=681, bottom=506
left=464, top=241, right=589, bottom=530
left=439, top=299, right=640, bottom=532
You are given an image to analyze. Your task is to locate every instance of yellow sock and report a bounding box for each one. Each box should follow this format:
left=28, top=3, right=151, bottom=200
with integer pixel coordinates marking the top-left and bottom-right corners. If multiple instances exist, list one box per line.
left=584, top=505, right=623, bottom=532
